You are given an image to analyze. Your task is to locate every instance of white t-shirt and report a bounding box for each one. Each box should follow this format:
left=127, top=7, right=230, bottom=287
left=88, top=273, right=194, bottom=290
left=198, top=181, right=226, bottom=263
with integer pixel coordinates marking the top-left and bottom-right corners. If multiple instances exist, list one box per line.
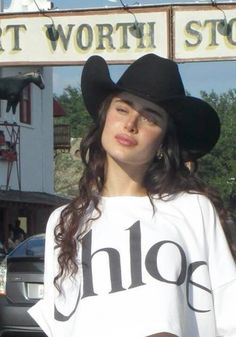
left=29, top=193, right=236, bottom=337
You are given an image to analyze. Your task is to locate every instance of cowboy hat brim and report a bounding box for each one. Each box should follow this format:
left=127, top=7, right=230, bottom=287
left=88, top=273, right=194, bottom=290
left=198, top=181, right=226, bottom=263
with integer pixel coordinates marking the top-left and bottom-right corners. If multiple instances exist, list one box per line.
left=81, top=55, right=220, bottom=161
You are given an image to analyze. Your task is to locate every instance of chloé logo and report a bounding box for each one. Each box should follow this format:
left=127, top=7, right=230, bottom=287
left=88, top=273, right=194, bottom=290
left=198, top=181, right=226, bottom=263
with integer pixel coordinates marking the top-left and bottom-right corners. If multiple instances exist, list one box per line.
left=55, top=220, right=212, bottom=322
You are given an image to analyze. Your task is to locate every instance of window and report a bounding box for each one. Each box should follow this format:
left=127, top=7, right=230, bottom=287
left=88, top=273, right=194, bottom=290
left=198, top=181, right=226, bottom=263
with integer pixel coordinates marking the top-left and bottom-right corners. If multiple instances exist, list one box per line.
left=20, top=85, right=31, bottom=124
left=9, top=236, right=45, bottom=258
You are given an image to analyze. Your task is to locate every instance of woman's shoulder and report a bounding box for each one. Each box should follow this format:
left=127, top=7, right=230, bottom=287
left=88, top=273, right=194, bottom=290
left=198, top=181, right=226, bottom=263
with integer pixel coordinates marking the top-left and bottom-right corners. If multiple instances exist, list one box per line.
left=46, top=204, right=68, bottom=231
left=51, top=204, right=68, bottom=216
left=157, top=191, right=211, bottom=205
left=155, top=192, right=215, bottom=216
left=153, top=192, right=219, bottom=232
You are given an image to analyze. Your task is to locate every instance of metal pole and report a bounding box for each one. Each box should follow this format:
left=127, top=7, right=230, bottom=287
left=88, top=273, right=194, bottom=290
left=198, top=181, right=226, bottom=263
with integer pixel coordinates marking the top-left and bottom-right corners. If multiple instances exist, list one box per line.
left=0, top=0, right=4, bottom=12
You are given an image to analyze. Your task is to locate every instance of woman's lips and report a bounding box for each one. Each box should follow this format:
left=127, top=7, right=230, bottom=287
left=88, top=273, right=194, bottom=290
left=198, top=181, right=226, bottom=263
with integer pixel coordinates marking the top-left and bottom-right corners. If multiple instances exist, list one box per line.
left=115, top=134, right=137, bottom=146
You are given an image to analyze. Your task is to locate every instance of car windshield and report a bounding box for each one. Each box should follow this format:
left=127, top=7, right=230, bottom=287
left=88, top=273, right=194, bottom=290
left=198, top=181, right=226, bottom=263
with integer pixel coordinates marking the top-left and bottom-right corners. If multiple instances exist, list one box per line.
left=9, top=236, right=45, bottom=258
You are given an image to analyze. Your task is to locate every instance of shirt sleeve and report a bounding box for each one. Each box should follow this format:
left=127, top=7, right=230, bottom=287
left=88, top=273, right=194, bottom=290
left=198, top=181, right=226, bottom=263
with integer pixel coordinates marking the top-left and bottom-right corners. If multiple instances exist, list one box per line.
left=197, top=195, right=236, bottom=337
left=28, top=206, right=65, bottom=337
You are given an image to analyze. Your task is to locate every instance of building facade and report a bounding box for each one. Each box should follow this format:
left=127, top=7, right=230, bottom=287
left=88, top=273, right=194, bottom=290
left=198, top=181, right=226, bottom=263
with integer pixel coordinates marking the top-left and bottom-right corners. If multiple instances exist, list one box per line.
left=0, top=0, right=69, bottom=248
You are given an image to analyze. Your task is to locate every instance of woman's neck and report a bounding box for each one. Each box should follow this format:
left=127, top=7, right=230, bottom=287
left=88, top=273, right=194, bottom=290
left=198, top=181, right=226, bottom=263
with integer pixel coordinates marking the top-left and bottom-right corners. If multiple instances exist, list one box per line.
left=102, top=157, right=148, bottom=197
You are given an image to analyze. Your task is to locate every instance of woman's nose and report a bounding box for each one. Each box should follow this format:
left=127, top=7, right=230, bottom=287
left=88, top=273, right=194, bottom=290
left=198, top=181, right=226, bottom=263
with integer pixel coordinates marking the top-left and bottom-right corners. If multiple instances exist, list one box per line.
left=124, top=115, right=138, bottom=133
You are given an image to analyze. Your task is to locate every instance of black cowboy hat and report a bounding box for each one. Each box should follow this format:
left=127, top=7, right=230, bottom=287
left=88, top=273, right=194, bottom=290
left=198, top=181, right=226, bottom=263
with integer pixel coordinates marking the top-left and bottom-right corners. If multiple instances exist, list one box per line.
left=81, top=53, right=220, bottom=160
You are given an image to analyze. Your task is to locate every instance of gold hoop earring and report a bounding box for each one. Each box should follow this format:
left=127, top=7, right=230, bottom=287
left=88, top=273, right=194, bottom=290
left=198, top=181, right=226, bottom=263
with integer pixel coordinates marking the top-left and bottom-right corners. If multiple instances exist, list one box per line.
left=156, top=147, right=163, bottom=160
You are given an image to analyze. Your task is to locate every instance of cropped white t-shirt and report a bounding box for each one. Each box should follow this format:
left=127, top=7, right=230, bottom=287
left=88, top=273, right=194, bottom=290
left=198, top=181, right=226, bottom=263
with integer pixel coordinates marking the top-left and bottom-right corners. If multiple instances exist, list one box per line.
left=29, top=193, right=236, bottom=337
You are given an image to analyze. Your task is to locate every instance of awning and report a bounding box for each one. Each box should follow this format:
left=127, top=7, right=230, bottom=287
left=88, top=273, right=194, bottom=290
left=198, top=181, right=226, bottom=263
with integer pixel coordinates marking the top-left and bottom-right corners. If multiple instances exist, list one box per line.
left=0, top=190, right=71, bottom=207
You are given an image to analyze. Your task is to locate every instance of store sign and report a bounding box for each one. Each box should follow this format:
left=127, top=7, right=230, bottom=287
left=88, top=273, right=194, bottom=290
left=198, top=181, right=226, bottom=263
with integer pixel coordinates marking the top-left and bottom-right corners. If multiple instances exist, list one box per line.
left=174, top=5, right=236, bottom=61
left=0, top=4, right=235, bottom=65
left=0, top=7, right=169, bottom=65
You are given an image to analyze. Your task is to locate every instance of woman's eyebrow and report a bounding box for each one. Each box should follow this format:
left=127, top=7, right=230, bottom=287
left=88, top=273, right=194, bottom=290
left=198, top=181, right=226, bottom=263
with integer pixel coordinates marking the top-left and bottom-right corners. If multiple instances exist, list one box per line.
left=113, top=98, right=133, bottom=106
left=114, top=98, right=164, bottom=118
left=142, top=107, right=163, bottom=117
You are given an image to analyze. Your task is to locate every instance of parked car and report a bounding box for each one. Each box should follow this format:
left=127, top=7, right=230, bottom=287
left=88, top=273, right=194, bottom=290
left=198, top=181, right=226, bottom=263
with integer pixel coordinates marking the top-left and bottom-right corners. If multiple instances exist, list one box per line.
left=0, top=233, right=46, bottom=337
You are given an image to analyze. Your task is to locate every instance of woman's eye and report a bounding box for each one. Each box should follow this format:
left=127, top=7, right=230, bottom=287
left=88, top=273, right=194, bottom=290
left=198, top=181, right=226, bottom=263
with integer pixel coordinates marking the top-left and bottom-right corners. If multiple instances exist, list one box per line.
left=141, top=115, right=155, bottom=124
left=116, top=106, right=128, bottom=113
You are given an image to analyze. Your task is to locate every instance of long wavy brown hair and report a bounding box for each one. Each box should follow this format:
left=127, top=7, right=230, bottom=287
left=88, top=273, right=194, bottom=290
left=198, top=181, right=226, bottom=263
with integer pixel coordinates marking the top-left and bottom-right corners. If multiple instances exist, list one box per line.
left=54, top=93, right=228, bottom=292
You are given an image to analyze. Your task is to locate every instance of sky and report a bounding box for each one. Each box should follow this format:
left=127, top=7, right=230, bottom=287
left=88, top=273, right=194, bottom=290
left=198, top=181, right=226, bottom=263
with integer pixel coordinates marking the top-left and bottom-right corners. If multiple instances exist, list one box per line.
left=5, top=0, right=235, bottom=97
left=53, top=60, right=236, bottom=98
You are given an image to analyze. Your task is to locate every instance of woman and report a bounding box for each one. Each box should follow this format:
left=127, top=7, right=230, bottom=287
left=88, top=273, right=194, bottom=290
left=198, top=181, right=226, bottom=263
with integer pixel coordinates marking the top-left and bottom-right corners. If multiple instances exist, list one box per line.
left=29, top=54, right=236, bottom=337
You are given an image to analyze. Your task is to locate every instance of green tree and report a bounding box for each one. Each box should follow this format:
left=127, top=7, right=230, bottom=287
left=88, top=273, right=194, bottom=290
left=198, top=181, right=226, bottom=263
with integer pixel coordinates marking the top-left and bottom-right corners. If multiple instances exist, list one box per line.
left=198, top=90, right=236, bottom=206
left=54, top=139, right=83, bottom=197
left=55, top=85, right=92, bottom=138
left=54, top=86, right=92, bottom=196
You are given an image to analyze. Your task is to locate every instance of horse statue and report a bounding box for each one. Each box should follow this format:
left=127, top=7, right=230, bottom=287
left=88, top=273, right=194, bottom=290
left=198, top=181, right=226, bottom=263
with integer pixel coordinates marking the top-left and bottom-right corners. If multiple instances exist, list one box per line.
left=0, top=71, right=45, bottom=114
